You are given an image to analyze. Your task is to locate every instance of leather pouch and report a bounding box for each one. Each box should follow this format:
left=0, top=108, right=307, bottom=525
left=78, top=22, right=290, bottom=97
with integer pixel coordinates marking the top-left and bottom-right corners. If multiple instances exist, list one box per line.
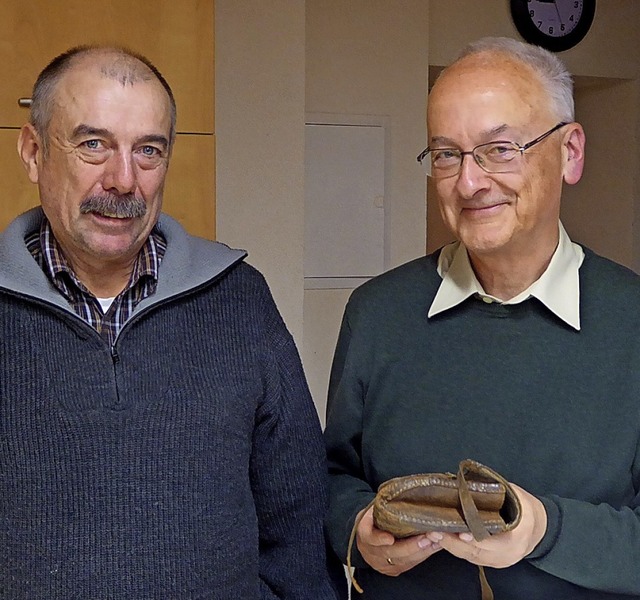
left=372, top=459, right=521, bottom=539
left=347, top=459, right=522, bottom=600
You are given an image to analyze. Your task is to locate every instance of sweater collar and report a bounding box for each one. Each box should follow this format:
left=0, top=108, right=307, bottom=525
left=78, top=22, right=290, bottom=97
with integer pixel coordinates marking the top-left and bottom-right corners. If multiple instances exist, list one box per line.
left=428, top=222, right=584, bottom=330
left=0, top=207, right=247, bottom=313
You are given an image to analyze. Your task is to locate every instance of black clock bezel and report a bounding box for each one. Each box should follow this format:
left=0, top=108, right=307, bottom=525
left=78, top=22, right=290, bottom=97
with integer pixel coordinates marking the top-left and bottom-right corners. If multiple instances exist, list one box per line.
left=510, top=0, right=596, bottom=52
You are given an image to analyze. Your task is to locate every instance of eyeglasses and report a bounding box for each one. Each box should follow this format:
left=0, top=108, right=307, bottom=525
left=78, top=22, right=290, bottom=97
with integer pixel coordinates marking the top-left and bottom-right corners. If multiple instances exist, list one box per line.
left=416, top=122, right=568, bottom=178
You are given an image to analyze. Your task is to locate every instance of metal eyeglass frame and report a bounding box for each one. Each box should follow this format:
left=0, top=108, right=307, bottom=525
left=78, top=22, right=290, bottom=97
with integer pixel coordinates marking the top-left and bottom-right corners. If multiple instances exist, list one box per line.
left=416, top=122, right=569, bottom=177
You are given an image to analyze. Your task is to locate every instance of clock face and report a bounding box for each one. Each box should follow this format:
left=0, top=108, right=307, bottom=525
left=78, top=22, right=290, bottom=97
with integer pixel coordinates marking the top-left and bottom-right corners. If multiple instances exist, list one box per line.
left=510, top=0, right=596, bottom=52
left=528, top=0, right=584, bottom=38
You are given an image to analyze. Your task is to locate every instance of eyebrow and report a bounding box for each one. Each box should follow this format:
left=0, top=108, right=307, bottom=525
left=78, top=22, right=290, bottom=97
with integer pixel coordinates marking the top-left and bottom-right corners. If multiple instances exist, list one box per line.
left=137, top=134, right=170, bottom=150
left=71, top=124, right=169, bottom=150
left=71, top=124, right=112, bottom=140
left=429, top=123, right=512, bottom=147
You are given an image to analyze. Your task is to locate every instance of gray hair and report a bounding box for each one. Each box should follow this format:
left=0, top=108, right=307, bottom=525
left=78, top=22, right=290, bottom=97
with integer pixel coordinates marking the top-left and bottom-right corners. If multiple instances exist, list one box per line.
left=30, top=45, right=177, bottom=153
left=455, top=36, right=574, bottom=122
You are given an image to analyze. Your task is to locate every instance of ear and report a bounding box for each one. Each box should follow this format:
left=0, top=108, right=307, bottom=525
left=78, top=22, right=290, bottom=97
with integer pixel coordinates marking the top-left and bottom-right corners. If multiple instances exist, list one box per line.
left=17, top=123, right=43, bottom=184
left=561, top=123, right=585, bottom=185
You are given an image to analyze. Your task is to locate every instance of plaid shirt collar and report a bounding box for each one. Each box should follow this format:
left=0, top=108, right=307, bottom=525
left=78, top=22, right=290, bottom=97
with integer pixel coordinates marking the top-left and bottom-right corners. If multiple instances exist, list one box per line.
left=35, top=218, right=164, bottom=301
left=26, top=217, right=166, bottom=344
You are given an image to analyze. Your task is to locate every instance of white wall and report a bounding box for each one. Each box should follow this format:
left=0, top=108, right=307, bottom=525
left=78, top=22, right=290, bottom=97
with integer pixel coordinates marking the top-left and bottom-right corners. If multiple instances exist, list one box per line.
left=563, top=78, right=640, bottom=268
left=306, top=0, right=430, bottom=271
left=215, top=1, right=306, bottom=342
left=303, top=0, right=430, bottom=420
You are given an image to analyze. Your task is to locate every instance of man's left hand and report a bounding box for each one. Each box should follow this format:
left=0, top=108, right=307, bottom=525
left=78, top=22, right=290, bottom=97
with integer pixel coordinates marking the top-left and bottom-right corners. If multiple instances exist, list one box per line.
left=426, top=483, right=547, bottom=568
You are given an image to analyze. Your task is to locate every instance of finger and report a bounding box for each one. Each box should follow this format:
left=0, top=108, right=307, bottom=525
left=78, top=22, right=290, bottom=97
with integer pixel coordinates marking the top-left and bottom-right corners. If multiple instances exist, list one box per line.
left=392, top=534, right=435, bottom=555
left=400, top=538, right=443, bottom=562
left=383, top=540, right=444, bottom=575
left=357, top=507, right=395, bottom=547
left=426, top=531, right=443, bottom=544
left=388, top=535, right=441, bottom=564
left=435, top=533, right=485, bottom=563
left=438, top=532, right=515, bottom=569
left=428, top=531, right=482, bottom=547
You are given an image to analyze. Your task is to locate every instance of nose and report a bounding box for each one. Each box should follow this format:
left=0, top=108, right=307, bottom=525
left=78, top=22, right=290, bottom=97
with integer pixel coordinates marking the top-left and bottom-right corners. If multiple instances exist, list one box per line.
left=454, top=151, right=491, bottom=198
left=102, top=150, right=136, bottom=195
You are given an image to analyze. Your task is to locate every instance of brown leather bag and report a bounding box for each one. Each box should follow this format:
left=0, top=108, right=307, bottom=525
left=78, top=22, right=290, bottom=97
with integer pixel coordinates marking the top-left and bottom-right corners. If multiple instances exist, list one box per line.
left=346, top=459, right=522, bottom=600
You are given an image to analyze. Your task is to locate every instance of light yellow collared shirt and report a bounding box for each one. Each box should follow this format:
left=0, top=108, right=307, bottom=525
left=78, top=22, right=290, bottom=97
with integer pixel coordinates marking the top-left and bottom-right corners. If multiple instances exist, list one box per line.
left=428, top=222, right=585, bottom=330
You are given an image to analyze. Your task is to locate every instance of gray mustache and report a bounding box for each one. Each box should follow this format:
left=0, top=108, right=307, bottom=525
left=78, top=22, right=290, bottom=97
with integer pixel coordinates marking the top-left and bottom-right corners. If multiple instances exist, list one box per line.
left=80, top=194, right=147, bottom=218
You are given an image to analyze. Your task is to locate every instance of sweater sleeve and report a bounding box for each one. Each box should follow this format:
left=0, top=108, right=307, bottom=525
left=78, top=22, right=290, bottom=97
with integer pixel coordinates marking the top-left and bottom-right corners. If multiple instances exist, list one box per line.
left=249, top=277, right=344, bottom=600
left=526, top=459, right=640, bottom=594
left=324, top=302, right=377, bottom=568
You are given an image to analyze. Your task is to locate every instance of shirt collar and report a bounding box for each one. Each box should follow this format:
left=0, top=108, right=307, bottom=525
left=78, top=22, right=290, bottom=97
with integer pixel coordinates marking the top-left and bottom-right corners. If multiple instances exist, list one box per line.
left=428, top=222, right=585, bottom=330
left=36, top=217, right=165, bottom=298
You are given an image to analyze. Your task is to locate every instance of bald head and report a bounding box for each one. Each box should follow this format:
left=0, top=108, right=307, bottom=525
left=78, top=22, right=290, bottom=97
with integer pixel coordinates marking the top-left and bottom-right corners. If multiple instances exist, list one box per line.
left=30, top=46, right=177, bottom=153
left=433, top=37, right=574, bottom=125
left=428, top=50, right=557, bottom=139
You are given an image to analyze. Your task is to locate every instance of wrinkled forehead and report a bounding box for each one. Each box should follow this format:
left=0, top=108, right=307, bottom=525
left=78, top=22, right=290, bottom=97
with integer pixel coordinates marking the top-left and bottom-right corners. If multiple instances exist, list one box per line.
left=51, top=57, right=172, bottom=132
left=66, top=50, right=156, bottom=84
left=427, top=53, right=552, bottom=134
left=59, top=51, right=167, bottom=102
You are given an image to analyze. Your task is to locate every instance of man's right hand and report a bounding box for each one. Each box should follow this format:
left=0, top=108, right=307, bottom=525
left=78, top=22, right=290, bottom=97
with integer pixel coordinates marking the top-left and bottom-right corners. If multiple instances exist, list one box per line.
left=356, top=505, right=443, bottom=576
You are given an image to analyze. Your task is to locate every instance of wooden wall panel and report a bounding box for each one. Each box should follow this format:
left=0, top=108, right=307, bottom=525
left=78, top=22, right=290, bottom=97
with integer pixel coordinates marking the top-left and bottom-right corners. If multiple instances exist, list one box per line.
left=164, top=134, right=216, bottom=239
left=0, top=1, right=214, bottom=133
left=0, top=128, right=39, bottom=229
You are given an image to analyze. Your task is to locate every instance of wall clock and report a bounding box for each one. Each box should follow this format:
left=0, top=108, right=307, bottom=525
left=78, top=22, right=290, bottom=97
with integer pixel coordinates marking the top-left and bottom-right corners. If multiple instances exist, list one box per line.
left=510, top=0, right=596, bottom=52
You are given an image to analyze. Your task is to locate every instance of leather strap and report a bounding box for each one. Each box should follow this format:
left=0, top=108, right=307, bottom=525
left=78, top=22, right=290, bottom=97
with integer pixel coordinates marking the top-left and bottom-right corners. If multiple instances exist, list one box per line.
left=457, top=461, right=490, bottom=541
left=346, top=497, right=375, bottom=594
left=457, top=461, right=494, bottom=600
left=478, top=565, right=494, bottom=600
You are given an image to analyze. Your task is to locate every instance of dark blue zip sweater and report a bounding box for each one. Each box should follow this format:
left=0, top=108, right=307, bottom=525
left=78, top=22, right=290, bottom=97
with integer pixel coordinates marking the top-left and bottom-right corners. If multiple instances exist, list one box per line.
left=0, top=208, right=342, bottom=599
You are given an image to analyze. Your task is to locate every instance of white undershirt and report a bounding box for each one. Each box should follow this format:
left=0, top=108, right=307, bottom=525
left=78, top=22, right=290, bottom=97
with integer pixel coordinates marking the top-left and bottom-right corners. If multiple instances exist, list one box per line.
left=96, top=296, right=116, bottom=313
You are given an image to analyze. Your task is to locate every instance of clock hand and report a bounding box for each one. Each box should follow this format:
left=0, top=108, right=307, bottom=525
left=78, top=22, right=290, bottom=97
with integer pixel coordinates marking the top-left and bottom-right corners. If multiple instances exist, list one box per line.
left=552, top=0, right=565, bottom=27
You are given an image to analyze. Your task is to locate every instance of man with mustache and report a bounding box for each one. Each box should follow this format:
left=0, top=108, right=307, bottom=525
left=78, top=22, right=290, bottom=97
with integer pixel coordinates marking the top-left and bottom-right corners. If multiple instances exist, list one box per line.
left=325, top=37, right=640, bottom=599
left=0, top=46, right=343, bottom=599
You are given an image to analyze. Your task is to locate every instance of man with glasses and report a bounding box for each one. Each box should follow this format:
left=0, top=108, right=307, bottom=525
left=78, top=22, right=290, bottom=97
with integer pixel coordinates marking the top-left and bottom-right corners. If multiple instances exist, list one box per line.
left=325, top=36, right=640, bottom=599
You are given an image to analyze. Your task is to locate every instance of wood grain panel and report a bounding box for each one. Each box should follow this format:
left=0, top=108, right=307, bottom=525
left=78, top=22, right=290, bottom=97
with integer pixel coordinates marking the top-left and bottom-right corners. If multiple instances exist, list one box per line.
left=0, top=0, right=214, bottom=133
left=0, top=127, right=39, bottom=230
left=164, top=134, right=216, bottom=240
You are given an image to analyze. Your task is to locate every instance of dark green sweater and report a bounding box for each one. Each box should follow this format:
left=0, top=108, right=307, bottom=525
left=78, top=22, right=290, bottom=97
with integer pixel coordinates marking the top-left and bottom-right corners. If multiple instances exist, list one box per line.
left=325, top=248, right=640, bottom=599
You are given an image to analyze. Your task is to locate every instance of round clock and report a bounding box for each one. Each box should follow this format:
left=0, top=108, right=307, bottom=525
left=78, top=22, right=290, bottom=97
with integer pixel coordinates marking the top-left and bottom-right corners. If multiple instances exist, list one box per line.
left=510, top=0, right=596, bottom=52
